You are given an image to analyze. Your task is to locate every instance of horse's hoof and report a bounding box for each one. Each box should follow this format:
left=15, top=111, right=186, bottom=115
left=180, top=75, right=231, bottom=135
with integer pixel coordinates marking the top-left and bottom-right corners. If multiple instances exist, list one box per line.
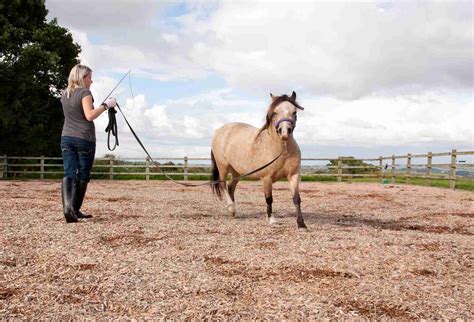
left=297, top=221, right=307, bottom=229
left=227, top=205, right=236, bottom=216
left=268, top=216, right=277, bottom=225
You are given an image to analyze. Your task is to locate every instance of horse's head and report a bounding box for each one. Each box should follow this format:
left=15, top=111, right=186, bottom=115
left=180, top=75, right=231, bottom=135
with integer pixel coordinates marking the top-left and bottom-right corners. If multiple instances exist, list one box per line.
left=261, top=91, right=304, bottom=141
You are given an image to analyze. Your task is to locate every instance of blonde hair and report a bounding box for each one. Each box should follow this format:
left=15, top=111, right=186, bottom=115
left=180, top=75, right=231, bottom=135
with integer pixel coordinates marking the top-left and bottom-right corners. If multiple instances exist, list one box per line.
left=65, top=64, right=92, bottom=98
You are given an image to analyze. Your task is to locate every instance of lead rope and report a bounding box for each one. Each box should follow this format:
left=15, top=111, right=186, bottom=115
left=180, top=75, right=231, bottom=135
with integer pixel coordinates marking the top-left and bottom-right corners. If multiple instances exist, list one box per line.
left=105, top=107, right=119, bottom=150
left=102, top=70, right=284, bottom=187
left=101, top=70, right=131, bottom=151
left=105, top=102, right=284, bottom=187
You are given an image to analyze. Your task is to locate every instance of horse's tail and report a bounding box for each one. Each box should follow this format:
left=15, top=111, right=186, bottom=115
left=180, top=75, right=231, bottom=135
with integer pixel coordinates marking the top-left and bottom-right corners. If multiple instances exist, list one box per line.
left=210, top=150, right=222, bottom=200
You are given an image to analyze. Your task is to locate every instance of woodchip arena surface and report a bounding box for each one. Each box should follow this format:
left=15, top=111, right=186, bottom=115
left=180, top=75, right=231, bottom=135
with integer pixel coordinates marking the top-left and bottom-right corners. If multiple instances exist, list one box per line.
left=1, top=180, right=473, bottom=319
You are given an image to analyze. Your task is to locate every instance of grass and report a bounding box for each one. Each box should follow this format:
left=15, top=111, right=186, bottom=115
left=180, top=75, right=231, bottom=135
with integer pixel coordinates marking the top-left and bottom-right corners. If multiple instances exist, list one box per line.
left=350, top=176, right=474, bottom=191
left=301, top=176, right=338, bottom=182
left=3, top=171, right=473, bottom=191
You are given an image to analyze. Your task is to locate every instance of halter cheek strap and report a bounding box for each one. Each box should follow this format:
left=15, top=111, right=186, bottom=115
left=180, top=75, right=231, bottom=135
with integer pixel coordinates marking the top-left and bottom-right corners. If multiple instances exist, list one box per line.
left=274, top=117, right=295, bottom=129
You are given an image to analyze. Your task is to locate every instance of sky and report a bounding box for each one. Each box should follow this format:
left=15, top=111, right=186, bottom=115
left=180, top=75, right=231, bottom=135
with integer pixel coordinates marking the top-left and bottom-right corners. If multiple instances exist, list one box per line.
left=46, top=0, right=473, bottom=161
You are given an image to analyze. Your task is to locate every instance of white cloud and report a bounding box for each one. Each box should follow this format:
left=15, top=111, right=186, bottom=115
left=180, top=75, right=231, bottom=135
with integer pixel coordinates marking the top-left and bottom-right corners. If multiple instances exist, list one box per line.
left=48, top=1, right=473, bottom=98
left=91, top=88, right=473, bottom=158
left=161, top=33, right=179, bottom=44
left=46, top=0, right=167, bottom=30
left=295, top=92, right=473, bottom=148
left=45, top=1, right=473, bottom=158
left=186, top=1, right=473, bottom=98
left=92, top=88, right=260, bottom=157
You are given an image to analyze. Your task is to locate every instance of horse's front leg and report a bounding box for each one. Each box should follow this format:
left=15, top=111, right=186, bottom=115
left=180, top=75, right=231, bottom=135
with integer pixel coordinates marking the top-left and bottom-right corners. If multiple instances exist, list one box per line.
left=263, top=177, right=276, bottom=224
left=288, top=173, right=307, bottom=229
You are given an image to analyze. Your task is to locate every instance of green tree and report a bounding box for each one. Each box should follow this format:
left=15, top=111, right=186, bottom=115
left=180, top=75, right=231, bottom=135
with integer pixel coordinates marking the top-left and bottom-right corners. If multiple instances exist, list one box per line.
left=327, top=157, right=377, bottom=175
left=0, top=0, right=80, bottom=156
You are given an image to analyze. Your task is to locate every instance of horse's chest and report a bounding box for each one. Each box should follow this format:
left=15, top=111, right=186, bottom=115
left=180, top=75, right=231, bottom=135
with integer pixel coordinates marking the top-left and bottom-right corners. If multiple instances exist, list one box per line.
left=270, top=156, right=300, bottom=179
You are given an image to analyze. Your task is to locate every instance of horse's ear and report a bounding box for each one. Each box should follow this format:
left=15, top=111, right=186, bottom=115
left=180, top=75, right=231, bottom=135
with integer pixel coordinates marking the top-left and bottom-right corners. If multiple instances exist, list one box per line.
left=291, top=91, right=296, bottom=100
left=270, top=93, right=277, bottom=101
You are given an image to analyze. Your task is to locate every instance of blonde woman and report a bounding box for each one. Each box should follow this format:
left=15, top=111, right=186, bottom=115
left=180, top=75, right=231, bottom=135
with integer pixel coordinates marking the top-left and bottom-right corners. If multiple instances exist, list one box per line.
left=60, top=64, right=116, bottom=223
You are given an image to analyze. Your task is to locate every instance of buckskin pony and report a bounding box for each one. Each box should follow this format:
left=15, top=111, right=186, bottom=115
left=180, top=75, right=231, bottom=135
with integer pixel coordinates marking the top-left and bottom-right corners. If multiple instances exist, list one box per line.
left=211, top=91, right=307, bottom=228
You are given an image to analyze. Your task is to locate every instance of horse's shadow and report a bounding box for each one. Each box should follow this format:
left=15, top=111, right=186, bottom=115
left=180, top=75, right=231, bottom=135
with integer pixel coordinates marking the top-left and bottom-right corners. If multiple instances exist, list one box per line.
left=232, top=211, right=341, bottom=227
left=233, top=211, right=267, bottom=220
left=303, top=212, right=410, bottom=231
left=290, top=212, right=469, bottom=235
left=234, top=211, right=452, bottom=234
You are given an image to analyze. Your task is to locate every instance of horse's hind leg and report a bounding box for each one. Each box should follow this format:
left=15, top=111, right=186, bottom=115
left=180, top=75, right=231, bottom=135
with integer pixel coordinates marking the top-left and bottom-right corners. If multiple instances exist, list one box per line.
left=224, top=170, right=239, bottom=216
left=228, top=168, right=239, bottom=203
left=288, top=173, right=307, bottom=228
left=217, top=163, right=236, bottom=216
left=263, top=177, right=276, bottom=224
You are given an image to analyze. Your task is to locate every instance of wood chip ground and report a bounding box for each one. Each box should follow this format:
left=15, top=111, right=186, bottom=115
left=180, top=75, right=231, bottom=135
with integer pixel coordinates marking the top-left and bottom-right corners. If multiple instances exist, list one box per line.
left=1, top=180, right=473, bottom=319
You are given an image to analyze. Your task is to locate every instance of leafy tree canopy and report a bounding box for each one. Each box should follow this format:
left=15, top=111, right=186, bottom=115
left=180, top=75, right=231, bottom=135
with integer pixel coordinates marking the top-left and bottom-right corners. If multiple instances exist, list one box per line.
left=327, top=157, right=377, bottom=174
left=0, top=0, right=80, bottom=156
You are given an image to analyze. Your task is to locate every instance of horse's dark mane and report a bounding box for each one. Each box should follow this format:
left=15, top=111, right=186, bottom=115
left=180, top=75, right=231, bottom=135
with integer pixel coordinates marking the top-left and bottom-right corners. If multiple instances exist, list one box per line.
left=258, top=94, right=303, bottom=136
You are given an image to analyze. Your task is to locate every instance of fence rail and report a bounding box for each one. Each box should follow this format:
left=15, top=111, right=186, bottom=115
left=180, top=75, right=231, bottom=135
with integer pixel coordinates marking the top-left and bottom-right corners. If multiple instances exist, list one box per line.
left=1, top=150, right=473, bottom=190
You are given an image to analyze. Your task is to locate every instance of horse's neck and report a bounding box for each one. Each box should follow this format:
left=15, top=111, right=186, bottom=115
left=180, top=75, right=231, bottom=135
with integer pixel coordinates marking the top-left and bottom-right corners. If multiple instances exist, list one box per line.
left=255, top=127, right=297, bottom=152
left=256, top=127, right=279, bottom=144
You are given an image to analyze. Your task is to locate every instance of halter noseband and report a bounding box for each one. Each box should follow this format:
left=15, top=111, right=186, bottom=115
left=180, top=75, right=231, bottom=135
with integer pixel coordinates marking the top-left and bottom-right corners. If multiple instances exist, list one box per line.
left=274, top=117, right=296, bottom=129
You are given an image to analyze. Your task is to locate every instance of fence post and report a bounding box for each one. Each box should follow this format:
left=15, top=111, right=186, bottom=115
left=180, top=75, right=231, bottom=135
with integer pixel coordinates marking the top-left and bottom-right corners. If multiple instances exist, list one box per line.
left=40, top=155, right=45, bottom=180
left=184, top=156, right=188, bottom=181
left=391, top=155, right=396, bottom=184
left=406, top=153, right=411, bottom=184
left=450, top=149, right=457, bottom=190
left=146, top=158, right=150, bottom=181
left=109, top=157, right=114, bottom=180
left=337, top=158, right=342, bottom=182
left=379, top=156, right=383, bottom=183
left=426, top=152, right=432, bottom=186
left=3, top=154, right=8, bottom=179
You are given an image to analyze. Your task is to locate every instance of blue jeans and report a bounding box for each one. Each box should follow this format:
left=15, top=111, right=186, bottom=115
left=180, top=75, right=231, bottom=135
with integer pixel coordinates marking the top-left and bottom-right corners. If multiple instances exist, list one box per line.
left=61, top=136, right=96, bottom=182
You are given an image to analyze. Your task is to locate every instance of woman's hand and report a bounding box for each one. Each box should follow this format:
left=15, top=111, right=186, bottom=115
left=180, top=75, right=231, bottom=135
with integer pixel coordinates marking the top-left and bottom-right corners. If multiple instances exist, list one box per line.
left=104, top=97, right=117, bottom=109
left=82, top=95, right=116, bottom=121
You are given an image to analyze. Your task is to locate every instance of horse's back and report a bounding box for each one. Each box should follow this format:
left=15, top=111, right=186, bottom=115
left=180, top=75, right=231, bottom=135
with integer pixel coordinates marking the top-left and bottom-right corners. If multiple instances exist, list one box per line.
left=212, top=123, right=257, bottom=163
left=212, top=122, right=257, bottom=149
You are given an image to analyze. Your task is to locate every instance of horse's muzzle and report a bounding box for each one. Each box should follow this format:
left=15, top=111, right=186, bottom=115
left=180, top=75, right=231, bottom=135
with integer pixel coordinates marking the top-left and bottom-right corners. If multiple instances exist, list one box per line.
left=275, top=117, right=295, bottom=140
left=278, top=126, right=293, bottom=141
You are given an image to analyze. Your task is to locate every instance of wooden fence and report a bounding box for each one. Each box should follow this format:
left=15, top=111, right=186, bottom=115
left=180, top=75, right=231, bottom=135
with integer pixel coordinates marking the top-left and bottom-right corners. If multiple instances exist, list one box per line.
left=1, top=150, right=473, bottom=190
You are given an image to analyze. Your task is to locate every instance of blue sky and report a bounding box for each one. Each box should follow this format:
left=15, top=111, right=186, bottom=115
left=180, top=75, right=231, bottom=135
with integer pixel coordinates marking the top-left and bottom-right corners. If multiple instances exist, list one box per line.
left=46, top=1, right=473, bottom=160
